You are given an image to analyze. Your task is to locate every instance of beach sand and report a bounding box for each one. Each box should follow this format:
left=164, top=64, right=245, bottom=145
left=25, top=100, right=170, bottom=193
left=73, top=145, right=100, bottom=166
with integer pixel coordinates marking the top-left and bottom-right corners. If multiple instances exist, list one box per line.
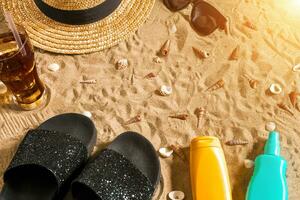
left=1, top=0, right=300, bottom=199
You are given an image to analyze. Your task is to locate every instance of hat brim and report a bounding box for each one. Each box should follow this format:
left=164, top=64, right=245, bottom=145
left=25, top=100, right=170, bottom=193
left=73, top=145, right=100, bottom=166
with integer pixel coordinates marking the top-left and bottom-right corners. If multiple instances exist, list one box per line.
left=0, top=0, right=155, bottom=54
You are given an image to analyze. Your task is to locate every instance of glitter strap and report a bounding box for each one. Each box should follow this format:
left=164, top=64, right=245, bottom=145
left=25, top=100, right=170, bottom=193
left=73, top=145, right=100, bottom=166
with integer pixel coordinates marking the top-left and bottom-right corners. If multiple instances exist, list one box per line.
left=4, top=130, right=88, bottom=193
left=73, top=149, right=155, bottom=200
left=34, top=0, right=122, bottom=25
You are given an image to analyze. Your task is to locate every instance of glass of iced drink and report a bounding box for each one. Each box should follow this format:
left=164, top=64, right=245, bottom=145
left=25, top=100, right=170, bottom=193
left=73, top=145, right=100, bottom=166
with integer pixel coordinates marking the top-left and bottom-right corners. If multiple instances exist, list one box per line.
left=0, top=15, right=46, bottom=110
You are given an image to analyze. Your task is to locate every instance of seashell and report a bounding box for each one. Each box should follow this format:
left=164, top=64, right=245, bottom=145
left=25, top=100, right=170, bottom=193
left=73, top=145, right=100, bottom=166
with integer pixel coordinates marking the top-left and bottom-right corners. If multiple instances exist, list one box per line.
left=158, top=147, right=174, bottom=158
left=160, top=39, right=171, bottom=56
left=224, top=20, right=230, bottom=35
left=168, top=191, right=185, bottom=200
left=153, top=56, right=162, bottom=63
left=244, top=159, right=255, bottom=168
left=277, top=103, right=294, bottom=116
left=144, top=72, right=157, bottom=79
left=123, top=115, right=142, bottom=125
left=80, top=79, right=97, bottom=84
left=82, top=111, right=92, bottom=118
left=205, top=79, right=225, bottom=92
left=192, top=47, right=210, bottom=59
left=47, top=63, right=60, bottom=72
left=170, top=145, right=186, bottom=160
left=243, top=20, right=257, bottom=30
left=159, top=85, right=172, bottom=96
left=265, top=121, right=276, bottom=132
left=116, top=59, right=129, bottom=70
left=289, top=91, right=299, bottom=108
left=293, top=64, right=300, bottom=72
left=195, top=107, right=206, bottom=128
left=229, top=46, right=240, bottom=60
left=269, top=83, right=282, bottom=95
left=225, top=139, right=249, bottom=146
left=169, top=114, right=189, bottom=120
left=243, top=75, right=259, bottom=89
left=169, top=24, right=177, bottom=34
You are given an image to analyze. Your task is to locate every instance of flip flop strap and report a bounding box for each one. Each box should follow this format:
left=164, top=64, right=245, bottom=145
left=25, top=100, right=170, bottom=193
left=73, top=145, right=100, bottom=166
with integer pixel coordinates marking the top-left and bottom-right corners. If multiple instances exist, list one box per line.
left=4, top=129, right=88, bottom=190
left=74, top=149, right=155, bottom=200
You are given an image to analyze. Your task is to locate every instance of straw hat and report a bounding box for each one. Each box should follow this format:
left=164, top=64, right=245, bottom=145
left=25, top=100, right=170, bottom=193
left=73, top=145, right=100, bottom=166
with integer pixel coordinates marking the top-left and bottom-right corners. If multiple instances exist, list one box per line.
left=0, top=0, right=155, bottom=54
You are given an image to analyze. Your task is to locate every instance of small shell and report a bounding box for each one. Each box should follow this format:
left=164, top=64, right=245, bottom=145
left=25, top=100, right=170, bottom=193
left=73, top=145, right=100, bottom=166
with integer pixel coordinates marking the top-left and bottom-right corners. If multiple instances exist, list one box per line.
left=192, top=47, right=210, bottom=59
left=292, top=64, right=300, bottom=72
left=249, top=79, right=259, bottom=89
left=195, top=107, right=206, bottom=128
left=289, top=91, right=299, bottom=107
left=277, top=103, right=294, bottom=116
left=169, top=24, right=177, bottom=34
left=153, top=56, right=162, bottom=63
left=123, top=115, right=142, bottom=125
left=158, top=147, right=174, bottom=158
left=169, top=114, right=189, bottom=120
left=168, top=191, right=185, bottom=200
left=244, top=159, right=255, bottom=168
left=229, top=46, right=240, bottom=60
left=269, top=83, right=282, bottom=95
left=205, top=79, right=225, bottom=92
left=116, top=59, right=128, bottom=70
left=144, top=72, right=157, bottom=79
left=159, top=85, right=172, bottom=96
left=82, top=111, right=92, bottom=118
left=265, top=121, right=276, bottom=132
left=243, top=20, right=257, bottom=30
left=80, top=79, right=97, bottom=84
left=160, top=39, right=171, bottom=56
left=243, top=74, right=259, bottom=89
left=47, top=63, right=60, bottom=72
left=226, top=139, right=249, bottom=146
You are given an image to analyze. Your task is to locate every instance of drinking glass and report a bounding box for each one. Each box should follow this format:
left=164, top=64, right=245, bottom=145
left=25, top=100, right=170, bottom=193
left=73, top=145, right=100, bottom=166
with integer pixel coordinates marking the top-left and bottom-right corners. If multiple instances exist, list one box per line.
left=0, top=16, right=47, bottom=110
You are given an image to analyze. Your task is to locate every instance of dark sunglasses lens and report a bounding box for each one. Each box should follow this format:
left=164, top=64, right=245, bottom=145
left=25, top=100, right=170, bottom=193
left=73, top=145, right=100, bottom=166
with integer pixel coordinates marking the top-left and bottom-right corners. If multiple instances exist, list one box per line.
left=191, top=2, right=226, bottom=35
left=163, top=0, right=191, bottom=11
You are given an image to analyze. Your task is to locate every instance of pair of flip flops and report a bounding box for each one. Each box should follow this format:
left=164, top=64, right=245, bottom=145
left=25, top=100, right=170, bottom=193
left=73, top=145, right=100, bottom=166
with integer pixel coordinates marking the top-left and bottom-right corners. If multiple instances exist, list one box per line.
left=0, top=113, right=160, bottom=200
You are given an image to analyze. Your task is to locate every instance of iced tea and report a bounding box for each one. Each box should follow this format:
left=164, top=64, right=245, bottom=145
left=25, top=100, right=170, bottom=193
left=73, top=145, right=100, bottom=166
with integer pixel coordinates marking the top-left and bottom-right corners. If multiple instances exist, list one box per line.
left=0, top=27, right=45, bottom=110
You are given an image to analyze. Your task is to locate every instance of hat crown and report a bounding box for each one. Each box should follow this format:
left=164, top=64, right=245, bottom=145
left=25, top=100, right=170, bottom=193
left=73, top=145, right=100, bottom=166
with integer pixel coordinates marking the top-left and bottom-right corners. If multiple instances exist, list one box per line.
left=43, top=0, right=105, bottom=10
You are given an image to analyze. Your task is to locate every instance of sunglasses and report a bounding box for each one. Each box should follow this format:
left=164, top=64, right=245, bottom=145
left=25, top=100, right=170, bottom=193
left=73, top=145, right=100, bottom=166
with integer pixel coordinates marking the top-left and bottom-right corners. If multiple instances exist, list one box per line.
left=163, top=0, right=227, bottom=36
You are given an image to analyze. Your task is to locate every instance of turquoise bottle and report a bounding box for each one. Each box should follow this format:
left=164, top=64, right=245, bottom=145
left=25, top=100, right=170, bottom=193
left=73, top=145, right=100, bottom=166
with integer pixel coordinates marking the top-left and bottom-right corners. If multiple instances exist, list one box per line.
left=246, top=131, right=288, bottom=200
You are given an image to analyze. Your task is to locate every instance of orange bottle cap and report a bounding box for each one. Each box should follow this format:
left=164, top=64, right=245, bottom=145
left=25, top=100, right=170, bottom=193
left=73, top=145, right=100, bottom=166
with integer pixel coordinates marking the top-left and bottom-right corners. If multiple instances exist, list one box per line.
left=191, top=136, right=221, bottom=150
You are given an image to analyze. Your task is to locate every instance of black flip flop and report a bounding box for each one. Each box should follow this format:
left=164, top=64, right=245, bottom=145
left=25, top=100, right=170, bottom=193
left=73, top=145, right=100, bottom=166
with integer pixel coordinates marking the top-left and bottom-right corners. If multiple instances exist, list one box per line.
left=72, top=131, right=161, bottom=200
left=0, top=113, right=97, bottom=200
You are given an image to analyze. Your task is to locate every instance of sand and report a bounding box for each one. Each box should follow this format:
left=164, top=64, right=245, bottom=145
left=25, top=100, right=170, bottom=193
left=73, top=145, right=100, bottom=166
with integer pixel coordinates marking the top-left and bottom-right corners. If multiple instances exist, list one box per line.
left=0, top=0, right=300, bottom=199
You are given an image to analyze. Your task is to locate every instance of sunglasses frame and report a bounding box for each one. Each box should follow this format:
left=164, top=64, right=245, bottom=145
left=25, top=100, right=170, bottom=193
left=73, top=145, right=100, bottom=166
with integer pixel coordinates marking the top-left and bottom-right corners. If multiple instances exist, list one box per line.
left=164, top=0, right=228, bottom=36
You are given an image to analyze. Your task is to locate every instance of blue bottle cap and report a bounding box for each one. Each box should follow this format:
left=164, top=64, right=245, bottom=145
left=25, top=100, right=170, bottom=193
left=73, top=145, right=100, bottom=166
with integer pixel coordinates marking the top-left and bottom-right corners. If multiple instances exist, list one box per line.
left=264, top=131, right=280, bottom=156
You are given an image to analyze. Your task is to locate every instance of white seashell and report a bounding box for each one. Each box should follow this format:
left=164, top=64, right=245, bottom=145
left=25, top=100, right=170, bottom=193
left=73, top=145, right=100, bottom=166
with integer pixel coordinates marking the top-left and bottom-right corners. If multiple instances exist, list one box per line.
left=293, top=64, right=300, bottom=72
left=158, top=147, right=174, bottom=158
left=168, top=191, right=185, bottom=200
left=153, top=56, right=162, bottom=63
left=160, top=85, right=172, bottom=96
left=265, top=121, right=276, bottom=132
left=116, top=59, right=128, bottom=70
left=47, top=63, right=60, bottom=72
left=244, top=159, right=255, bottom=169
left=169, top=24, right=177, bottom=34
left=82, top=111, right=92, bottom=118
left=0, top=81, right=7, bottom=94
left=269, top=83, right=282, bottom=95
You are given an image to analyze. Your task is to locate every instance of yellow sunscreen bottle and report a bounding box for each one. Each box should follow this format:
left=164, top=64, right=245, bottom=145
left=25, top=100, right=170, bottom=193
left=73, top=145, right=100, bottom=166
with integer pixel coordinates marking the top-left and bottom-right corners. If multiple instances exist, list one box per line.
left=190, top=136, right=232, bottom=200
